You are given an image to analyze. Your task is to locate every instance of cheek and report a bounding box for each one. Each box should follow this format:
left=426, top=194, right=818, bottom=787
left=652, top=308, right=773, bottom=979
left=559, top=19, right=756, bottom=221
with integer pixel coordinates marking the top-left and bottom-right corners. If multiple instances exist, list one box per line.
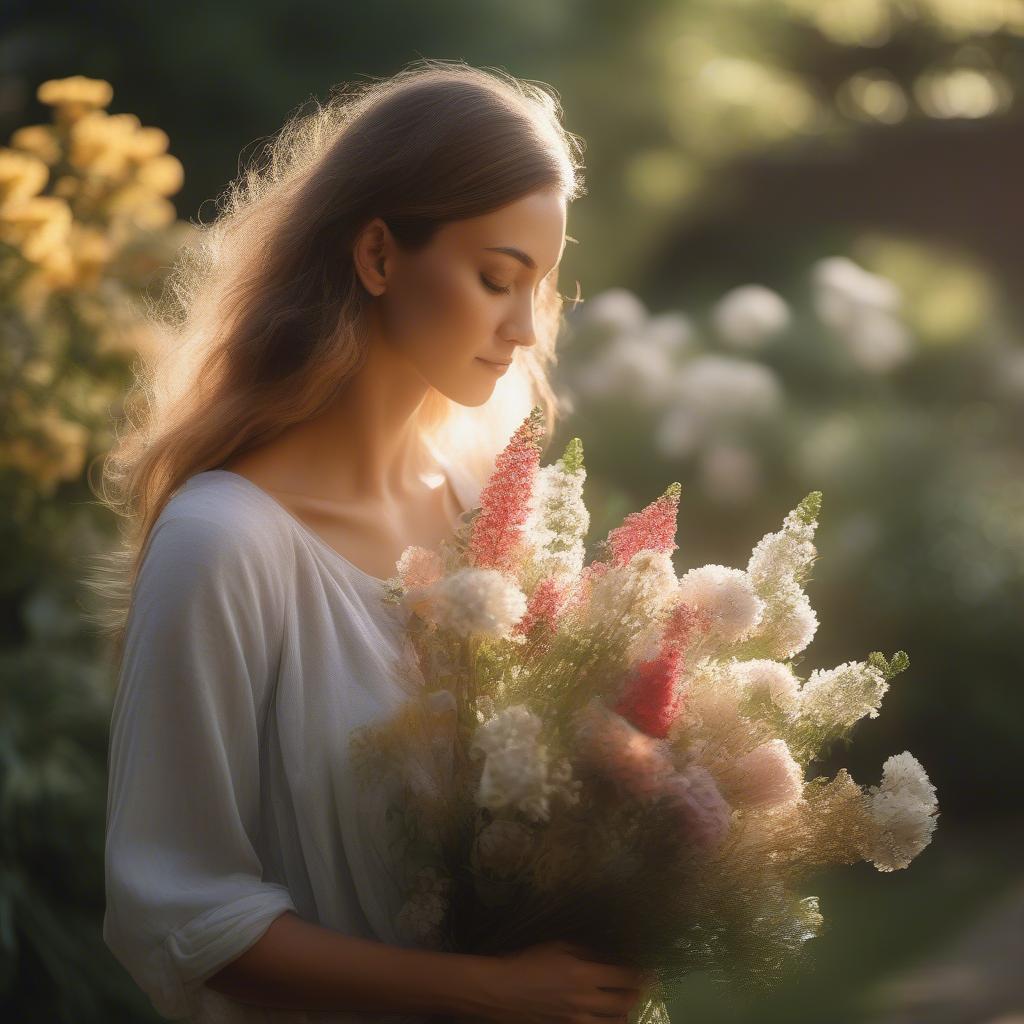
left=393, top=265, right=491, bottom=357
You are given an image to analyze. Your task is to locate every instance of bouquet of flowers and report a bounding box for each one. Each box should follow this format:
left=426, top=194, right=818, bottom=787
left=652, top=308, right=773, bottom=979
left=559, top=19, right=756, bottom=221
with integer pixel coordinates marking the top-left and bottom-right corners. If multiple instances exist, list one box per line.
left=349, top=406, right=939, bottom=1023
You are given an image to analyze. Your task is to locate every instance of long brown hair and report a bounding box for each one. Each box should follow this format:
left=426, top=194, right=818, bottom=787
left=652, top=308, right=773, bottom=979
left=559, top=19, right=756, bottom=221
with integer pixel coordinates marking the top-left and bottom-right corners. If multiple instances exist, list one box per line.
left=82, top=58, right=586, bottom=666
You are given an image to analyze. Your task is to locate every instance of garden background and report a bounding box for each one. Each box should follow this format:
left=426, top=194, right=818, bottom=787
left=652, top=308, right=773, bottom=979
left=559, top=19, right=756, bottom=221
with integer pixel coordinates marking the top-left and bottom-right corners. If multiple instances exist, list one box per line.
left=2, top=2, right=1022, bottom=1021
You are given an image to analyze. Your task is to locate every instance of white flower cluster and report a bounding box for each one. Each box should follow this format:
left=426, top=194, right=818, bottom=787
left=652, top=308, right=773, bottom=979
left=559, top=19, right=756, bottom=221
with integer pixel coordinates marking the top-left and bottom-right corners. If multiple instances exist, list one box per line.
left=864, top=751, right=938, bottom=872
left=710, top=284, right=791, bottom=351
left=523, top=461, right=589, bottom=581
left=563, top=288, right=782, bottom=470
left=677, top=564, right=765, bottom=645
left=728, top=658, right=802, bottom=716
left=743, top=501, right=821, bottom=659
left=673, top=657, right=745, bottom=736
left=798, top=659, right=889, bottom=730
left=568, top=288, right=693, bottom=407
left=587, top=549, right=681, bottom=639
left=469, top=704, right=580, bottom=823
left=656, top=356, right=782, bottom=460
left=764, top=583, right=819, bottom=661
left=811, top=256, right=912, bottom=375
left=747, top=504, right=817, bottom=592
left=422, top=567, right=527, bottom=639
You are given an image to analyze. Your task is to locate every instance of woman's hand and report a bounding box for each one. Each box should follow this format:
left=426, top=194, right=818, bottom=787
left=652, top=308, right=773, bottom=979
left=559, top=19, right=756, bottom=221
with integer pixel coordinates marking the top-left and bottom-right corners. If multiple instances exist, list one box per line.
left=467, top=938, right=654, bottom=1023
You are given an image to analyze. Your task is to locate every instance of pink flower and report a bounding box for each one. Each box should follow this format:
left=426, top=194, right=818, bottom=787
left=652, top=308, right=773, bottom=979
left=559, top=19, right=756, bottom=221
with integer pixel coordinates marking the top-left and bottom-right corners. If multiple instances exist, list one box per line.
left=657, top=599, right=712, bottom=659
left=573, top=699, right=676, bottom=802
left=608, top=600, right=711, bottom=739
left=724, top=739, right=804, bottom=810
left=469, top=407, right=546, bottom=574
left=601, top=482, right=682, bottom=568
left=513, top=575, right=570, bottom=640
left=396, top=545, right=443, bottom=589
left=612, top=649, right=685, bottom=739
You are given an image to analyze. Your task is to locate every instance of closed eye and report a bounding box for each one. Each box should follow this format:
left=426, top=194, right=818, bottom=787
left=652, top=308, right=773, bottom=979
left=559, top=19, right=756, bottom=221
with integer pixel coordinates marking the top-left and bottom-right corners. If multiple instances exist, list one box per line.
left=480, top=274, right=511, bottom=295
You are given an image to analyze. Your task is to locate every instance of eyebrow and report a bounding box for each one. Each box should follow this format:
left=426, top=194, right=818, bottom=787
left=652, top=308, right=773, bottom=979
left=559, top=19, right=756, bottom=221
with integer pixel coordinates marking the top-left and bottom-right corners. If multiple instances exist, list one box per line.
left=483, top=245, right=537, bottom=270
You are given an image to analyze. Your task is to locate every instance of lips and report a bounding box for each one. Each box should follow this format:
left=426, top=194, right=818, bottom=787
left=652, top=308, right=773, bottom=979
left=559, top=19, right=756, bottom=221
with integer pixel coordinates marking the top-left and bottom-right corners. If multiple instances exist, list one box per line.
left=478, top=357, right=512, bottom=366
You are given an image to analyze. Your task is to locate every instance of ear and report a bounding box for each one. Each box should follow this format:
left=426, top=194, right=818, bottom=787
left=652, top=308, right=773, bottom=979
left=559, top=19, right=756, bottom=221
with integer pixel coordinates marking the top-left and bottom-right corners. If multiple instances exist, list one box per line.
left=352, top=216, right=392, bottom=296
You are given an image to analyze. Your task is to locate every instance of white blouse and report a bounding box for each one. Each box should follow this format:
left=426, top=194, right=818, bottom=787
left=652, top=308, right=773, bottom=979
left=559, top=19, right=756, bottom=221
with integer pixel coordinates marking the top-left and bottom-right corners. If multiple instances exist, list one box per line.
left=103, top=456, right=481, bottom=1024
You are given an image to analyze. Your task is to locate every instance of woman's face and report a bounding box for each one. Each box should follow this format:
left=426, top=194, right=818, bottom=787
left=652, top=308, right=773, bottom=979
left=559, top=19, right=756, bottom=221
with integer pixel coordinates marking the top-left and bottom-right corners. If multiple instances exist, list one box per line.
left=356, top=188, right=567, bottom=405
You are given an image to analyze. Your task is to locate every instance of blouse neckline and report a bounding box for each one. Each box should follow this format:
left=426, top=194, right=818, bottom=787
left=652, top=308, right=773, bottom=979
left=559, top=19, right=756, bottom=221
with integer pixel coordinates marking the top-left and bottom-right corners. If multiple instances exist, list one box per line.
left=199, top=457, right=472, bottom=588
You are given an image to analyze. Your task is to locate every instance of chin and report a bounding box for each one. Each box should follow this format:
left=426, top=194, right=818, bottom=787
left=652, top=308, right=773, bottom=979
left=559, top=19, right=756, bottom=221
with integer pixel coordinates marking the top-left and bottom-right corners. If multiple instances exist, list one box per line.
left=427, top=380, right=495, bottom=408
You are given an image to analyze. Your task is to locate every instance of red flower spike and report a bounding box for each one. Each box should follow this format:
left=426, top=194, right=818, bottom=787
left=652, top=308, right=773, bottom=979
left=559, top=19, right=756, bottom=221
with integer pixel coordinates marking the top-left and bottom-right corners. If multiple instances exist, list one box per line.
left=657, top=599, right=712, bottom=660
left=612, top=648, right=686, bottom=739
left=469, top=407, right=546, bottom=573
left=603, top=482, right=682, bottom=568
left=513, top=576, right=569, bottom=638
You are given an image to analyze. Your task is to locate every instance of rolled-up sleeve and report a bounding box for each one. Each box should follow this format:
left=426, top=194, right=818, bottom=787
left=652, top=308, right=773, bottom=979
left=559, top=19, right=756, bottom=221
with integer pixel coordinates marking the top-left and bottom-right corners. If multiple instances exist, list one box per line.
left=103, top=511, right=297, bottom=1020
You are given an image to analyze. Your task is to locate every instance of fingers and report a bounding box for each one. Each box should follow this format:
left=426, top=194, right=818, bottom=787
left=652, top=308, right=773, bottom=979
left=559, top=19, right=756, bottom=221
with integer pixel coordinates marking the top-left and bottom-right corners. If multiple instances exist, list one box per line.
left=594, top=961, right=651, bottom=991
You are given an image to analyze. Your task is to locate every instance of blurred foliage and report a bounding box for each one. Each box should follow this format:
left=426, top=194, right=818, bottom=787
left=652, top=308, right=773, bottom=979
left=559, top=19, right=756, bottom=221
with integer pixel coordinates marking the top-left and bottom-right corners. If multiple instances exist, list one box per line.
left=4, top=0, right=1022, bottom=290
left=0, top=75, right=191, bottom=1020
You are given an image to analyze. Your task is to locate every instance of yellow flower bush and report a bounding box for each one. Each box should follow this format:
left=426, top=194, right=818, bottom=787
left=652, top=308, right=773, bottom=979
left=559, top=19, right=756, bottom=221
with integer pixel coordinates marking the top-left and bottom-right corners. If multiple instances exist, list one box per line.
left=0, top=74, right=195, bottom=497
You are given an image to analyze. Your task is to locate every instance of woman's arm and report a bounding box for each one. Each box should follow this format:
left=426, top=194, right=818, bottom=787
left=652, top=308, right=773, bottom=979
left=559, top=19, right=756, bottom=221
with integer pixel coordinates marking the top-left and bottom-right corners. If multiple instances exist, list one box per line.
left=205, top=910, right=495, bottom=1018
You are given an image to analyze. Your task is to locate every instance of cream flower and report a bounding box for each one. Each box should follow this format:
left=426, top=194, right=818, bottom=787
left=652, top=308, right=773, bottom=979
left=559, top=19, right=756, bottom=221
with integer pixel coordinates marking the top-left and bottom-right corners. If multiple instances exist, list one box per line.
left=725, top=739, right=804, bottom=810
left=746, top=507, right=817, bottom=592
left=864, top=751, right=938, bottom=872
left=523, top=458, right=589, bottom=582
left=586, top=549, right=681, bottom=637
left=677, top=564, right=765, bottom=644
left=470, top=705, right=579, bottom=823
left=420, top=567, right=527, bottom=639
left=760, top=582, right=819, bottom=660
left=729, top=658, right=802, bottom=715
left=798, top=659, right=889, bottom=730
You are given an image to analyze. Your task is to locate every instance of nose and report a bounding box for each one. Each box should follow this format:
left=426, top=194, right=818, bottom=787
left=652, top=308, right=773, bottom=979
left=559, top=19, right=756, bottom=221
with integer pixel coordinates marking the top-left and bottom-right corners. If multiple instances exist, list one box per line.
left=506, top=294, right=540, bottom=350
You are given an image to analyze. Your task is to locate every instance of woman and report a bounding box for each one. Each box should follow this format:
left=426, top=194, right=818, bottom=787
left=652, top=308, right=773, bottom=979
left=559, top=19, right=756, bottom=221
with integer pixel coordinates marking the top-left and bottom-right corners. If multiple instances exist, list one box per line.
left=92, top=60, right=650, bottom=1023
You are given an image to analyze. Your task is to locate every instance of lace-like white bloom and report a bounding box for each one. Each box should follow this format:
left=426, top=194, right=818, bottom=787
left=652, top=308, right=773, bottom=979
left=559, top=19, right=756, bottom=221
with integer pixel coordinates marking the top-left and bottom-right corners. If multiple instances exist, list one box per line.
left=760, top=583, right=819, bottom=660
left=729, top=658, right=802, bottom=715
left=422, top=567, right=527, bottom=639
left=742, top=499, right=821, bottom=658
left=469, top=705, right=580, bottom=823
left=798, top=659, right=889, bottom=730
left=587, top=549, right=681, bottom=636
left=747, top=508, right=818, bottom=592
left=864, top=751, right=938, bottom=872
left=523, top=461, right=589, bottom=581
left=677, top=564, right=765, bottom=644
